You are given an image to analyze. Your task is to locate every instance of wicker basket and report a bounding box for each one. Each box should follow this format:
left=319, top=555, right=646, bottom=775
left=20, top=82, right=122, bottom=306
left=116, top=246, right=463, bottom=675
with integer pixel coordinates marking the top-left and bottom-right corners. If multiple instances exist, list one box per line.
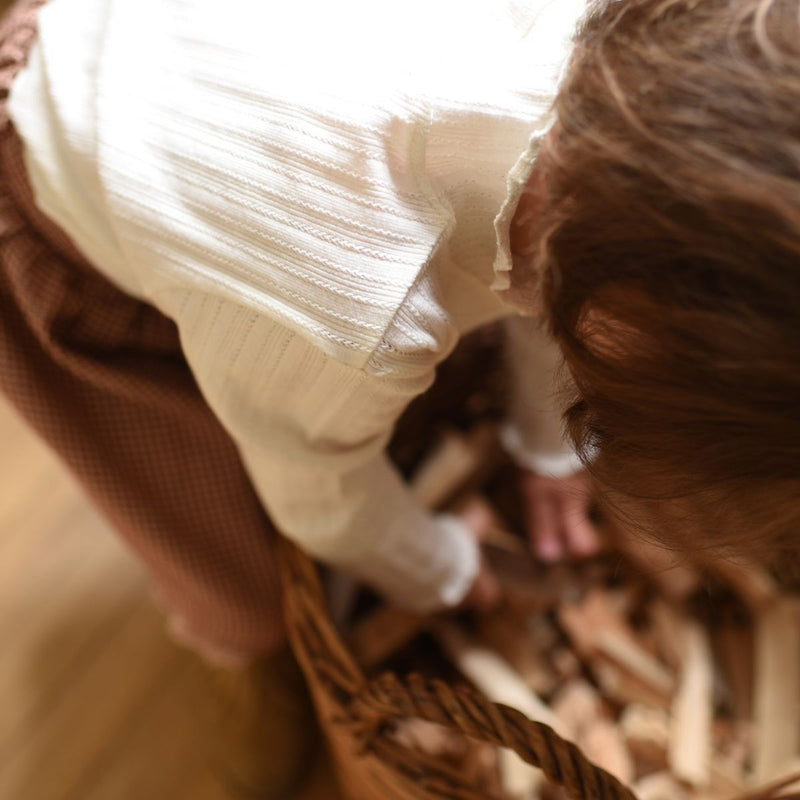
left=281, top=537, right=800, bottom=800
left=281, top=534, right=642, bottom=800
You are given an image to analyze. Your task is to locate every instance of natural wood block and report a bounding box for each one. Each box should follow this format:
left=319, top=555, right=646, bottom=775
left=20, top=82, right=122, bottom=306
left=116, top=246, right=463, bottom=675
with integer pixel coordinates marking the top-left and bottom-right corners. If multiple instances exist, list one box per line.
left=753, top=599, right=800, bottom=784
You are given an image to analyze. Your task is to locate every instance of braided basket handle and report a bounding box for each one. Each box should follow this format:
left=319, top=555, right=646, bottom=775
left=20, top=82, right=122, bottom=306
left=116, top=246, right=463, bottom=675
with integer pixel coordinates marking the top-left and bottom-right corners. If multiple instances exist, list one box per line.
left=351, top=671, right=639, bottom=800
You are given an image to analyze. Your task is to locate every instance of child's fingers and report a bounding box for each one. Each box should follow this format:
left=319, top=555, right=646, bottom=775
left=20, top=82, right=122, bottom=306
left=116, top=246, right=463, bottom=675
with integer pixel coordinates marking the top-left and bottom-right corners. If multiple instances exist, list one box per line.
left=455, top=495, right=498, bottom=542
left=471, top=567, right=502, bottom=610
left=525, top=486, right=563, bottom=562
left=560, top=489, right=600, bottom=557
left=521, top=469, right=599, bottom=562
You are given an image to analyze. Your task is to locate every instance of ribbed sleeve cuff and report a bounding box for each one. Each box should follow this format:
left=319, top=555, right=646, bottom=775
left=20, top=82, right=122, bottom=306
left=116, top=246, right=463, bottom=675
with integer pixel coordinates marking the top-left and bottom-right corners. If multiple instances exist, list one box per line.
left=356, top=512, right=480, bottom=613
left=328, top=507, right=481, bottom=614
left=427, top=513, right=481, bottom=608
left=499, top=421, right=584, bottom=478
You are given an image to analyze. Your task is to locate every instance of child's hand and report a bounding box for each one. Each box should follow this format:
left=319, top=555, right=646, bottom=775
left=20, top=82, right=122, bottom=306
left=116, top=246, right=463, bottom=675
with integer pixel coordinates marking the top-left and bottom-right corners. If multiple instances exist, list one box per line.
left=521, top=469, right=600, bottom=562
left=462, top=562, right=503, bottom=610
left=453, top=498, right=502, bottom=611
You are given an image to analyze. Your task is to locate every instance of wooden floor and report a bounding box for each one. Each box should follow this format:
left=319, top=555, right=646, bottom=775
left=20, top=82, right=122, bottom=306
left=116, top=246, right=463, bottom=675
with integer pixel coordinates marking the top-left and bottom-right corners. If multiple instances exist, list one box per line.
left=0, top=394, right=340, bottom=800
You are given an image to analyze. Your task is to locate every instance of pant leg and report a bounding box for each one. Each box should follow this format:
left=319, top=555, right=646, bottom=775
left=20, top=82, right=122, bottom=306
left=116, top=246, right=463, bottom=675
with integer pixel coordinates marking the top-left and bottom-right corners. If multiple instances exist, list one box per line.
left=0, top=0, right=284, bottom=664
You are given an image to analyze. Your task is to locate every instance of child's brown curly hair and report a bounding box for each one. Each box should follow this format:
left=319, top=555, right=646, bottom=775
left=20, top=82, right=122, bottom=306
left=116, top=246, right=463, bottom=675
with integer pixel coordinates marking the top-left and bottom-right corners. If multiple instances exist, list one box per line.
left=526, top=0, right=800, bottom=562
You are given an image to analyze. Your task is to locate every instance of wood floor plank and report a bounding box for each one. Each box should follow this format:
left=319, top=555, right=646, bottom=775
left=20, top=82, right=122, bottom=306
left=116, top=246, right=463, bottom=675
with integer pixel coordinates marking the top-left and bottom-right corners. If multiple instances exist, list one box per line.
left=73, top=654, right=230, bottom=800
left=0, top=468, right=77, bottom=562
left=0, top=476, right=150, bottom=755
left=0, top=497, right=135, bottom=637
left=0, top=566, right=144, bottom=760
left=0, top=594, right=182, bottom=800
left=0, top=429, right=77, bottom=553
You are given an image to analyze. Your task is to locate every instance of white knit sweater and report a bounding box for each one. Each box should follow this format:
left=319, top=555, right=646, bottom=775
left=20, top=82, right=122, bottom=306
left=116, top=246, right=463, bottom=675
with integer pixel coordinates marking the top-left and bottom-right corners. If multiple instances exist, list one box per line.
left=8, top=0, right=585, bottom=610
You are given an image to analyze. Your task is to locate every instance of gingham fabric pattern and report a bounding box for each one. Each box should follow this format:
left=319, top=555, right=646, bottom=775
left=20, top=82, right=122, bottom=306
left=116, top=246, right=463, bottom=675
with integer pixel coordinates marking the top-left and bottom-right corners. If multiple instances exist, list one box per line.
left=0, top=0, right=285, bottom=665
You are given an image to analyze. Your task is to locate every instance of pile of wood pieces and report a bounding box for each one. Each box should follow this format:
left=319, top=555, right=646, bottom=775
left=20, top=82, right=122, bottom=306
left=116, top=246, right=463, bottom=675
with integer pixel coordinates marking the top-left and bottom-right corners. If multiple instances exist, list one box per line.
left=336, top=423, right=800, bottom=800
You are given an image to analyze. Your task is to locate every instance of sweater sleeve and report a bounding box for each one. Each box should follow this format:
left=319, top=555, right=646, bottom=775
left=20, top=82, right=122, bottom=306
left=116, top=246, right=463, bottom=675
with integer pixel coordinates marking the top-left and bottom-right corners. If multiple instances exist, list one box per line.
left=164, top=287, right=479, bottom=612
left=501, top=315, right=583, bottom=477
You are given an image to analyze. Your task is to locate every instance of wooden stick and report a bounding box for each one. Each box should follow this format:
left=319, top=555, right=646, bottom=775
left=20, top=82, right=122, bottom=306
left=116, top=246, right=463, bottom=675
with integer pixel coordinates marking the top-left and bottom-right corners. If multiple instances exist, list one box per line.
left=409, top=430, right=476, bottom=508
left=476, top=606, right=560, bottom=696
left=620, top=704, right=670, bottom=771
left=746, top=762, right=800, bottom=799
left=551, top=678, right=635, bottom=786
left=668, top=620, right=714, bottom=788
left=409, top=424, right=497, bottom=509
left=712, top=619, right=754, bottom=721
left=558, top=589, right=675, bottom=709
left=620, top=704, right=747, bottom=797
left=582, top=718, right=635, bottom=787
left=483, top=525, right=528, bottom=555
left=595, top=629, right=675, bottom=699
left=591, top=660, right=672, bottom=711
left=550, top=679, right=602, bottom=741
left=753, top=599, right=800, bottom=784
left=649, top=598, right=690, bottom=670
left=709, top=756, right=748, bottom=799
left=434, top=622, right=562, bottom=800
left=634, top=771, right=690, bottom=800
left=701, top=557, right=777, bottom=614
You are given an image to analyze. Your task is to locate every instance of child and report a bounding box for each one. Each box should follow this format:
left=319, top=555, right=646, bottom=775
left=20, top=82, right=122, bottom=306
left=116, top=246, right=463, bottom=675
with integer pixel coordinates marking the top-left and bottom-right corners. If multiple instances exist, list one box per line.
left=0, top=0, right=797, bottom=794
left=1, top=0, right=597, bottom=661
